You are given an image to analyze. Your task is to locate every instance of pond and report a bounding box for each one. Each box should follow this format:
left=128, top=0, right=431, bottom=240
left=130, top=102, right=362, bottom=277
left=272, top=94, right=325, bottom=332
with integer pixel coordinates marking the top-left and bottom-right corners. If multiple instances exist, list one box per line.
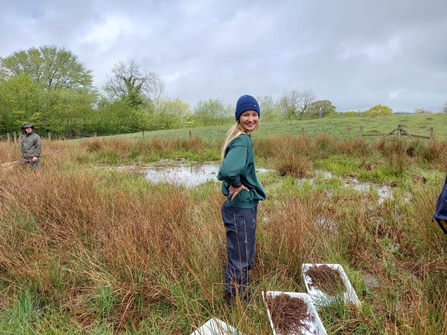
left=143, top=162, right=270, bottom=187
left=142, top=163, right=393, bottom=205
left=144, top=162, right=220, bottom=187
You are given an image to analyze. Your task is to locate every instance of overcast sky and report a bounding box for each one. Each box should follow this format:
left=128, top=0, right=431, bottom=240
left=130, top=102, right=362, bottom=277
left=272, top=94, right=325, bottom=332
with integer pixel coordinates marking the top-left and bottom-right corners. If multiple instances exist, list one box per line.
left=1, top=0, right=446, bottom=113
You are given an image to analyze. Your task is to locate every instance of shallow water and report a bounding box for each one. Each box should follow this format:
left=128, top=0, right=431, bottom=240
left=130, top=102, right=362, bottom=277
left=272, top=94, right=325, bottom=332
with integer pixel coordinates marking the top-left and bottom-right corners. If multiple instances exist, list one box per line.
left=304, top=170, right=393, bottom=205
left=143, top=163, right=393, bottom=205
left=144, top=163, right=219, bottom=187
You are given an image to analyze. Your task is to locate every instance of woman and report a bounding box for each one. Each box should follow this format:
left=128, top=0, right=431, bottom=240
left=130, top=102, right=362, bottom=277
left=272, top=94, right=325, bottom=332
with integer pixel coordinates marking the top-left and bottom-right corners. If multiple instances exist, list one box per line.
left=217, top=94, right=267, bottom=305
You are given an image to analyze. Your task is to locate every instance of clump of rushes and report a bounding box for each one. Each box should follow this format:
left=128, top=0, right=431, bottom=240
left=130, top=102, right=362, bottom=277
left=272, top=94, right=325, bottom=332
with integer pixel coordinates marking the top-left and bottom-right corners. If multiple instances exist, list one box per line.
left=264, top=135, right=315, bottom=178
left=274, top=154, right=312, bottom=178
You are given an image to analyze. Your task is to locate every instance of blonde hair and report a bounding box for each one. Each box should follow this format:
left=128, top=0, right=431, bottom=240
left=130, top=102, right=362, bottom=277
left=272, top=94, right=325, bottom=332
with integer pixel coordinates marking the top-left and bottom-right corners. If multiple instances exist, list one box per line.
left=220, top=121, right=258, bottom=160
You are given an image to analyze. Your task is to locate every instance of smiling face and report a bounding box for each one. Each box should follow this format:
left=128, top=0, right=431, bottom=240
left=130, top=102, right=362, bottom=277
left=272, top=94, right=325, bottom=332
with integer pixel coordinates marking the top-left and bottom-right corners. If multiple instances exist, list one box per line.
left=24, top=127, right=33, bottom=134
left=238, top=110, right=259, bottom=133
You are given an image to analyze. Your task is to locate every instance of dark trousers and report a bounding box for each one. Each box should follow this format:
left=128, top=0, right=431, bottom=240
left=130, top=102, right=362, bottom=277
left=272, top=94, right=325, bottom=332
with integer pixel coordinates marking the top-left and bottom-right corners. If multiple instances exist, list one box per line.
left=221, top=202, right=257, bottom=296
left=20, top=158, right=39, bottom=169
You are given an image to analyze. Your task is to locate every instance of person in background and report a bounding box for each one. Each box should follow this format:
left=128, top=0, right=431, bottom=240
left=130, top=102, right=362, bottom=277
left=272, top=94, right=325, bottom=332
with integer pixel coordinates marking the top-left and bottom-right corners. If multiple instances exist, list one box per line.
left=217, top=94, right=267, bottom=305
left=20, top=122, right=42, bottom=169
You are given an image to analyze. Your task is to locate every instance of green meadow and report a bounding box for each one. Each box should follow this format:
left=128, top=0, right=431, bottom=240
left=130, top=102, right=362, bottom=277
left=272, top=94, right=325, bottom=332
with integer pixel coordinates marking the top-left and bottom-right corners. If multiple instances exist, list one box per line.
left=1, top=113, right=447, bottom=334
left=115, top=113, right=447, bottom=143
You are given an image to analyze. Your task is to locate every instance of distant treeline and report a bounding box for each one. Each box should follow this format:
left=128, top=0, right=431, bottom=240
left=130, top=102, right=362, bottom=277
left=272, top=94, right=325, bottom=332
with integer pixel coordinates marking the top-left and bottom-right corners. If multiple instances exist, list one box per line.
left=3, top=45, right=439, bottom=140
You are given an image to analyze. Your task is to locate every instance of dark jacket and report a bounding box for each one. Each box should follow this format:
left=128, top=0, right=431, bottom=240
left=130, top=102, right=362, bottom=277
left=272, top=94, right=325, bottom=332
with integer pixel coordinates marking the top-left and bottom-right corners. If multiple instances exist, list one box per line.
left=217, top=134, right=266, bottom=208
left=21, top=132, right=42, bottom=159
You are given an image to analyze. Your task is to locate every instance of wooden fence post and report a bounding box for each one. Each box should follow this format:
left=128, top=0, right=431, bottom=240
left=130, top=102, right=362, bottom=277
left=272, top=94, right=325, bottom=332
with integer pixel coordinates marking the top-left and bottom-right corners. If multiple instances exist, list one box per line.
left=397, top=125, right=402, bottom=139
left=142, top=131, right=145, bottom=141
left=430, top=127, right=433, bottom=140
left=14, top=131, right=17, bottom=143
left=301, top=128, right=304, bottom=136
left=360, top=126, right=363, bottom=138
left=48, top=132, right=51, bottom=141
left=6, top=133, right=10, bottom=143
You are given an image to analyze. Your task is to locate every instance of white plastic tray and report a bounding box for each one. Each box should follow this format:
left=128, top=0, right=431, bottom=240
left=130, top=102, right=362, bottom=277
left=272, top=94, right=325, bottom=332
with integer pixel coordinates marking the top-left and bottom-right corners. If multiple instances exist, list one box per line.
left=262, top=291, right=327, bottom=335
left=302, top=263, right=361, bottom=307
left=190, top=317, right=244, bottom=335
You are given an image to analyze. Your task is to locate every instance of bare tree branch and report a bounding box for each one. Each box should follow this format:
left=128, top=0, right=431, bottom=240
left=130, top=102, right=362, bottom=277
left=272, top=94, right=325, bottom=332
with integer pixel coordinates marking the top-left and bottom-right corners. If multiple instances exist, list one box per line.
left=279, top=89, right=316, bottom=119
left=105, top=60, right=164, bottom=103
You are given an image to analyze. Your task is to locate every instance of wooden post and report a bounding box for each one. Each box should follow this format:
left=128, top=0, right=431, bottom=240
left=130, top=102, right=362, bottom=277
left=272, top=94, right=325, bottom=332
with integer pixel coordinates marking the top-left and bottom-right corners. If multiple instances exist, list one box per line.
left=48, top=132, right=51, bottom=141
left=14, top=131, right=17, bottom=143
left=398, top=125, right=413, bottom=139
left=6, top=133, right=10, bottom=143
left=397, top=125, right=402, bottom=139
left=430, top=127, right=433, bottom=140
left=301, top=128, right=304, bottom=136
left=142, top=131, right=145, bottom=141
left=360, top=126, right=363, bottom=138
left=189, top=131, right=192, bottom=141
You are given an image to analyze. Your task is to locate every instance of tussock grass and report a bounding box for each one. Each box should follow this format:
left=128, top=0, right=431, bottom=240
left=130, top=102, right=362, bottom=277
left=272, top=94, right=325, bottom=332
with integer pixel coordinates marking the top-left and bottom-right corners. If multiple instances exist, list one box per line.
left=1, top=133, right=447, bottom=334
left=78, top=136, right=220, bottom=165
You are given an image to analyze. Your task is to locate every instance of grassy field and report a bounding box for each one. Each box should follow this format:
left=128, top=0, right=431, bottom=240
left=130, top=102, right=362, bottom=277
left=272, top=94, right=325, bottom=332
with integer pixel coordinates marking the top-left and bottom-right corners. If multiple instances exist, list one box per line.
left=113, top=113, right=447, bottom=143
left=1, top=114, right=447, bottom=334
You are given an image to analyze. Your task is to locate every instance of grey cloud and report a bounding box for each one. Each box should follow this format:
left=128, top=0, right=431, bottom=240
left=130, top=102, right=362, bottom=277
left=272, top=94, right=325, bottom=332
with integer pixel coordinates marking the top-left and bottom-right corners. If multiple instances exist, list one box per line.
left=1, top=0, right=446, bottom=112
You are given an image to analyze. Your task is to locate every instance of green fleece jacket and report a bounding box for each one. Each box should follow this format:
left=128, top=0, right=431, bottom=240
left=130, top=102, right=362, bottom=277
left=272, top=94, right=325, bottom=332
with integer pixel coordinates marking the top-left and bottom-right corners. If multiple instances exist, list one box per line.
left=217, top=134, right=266, bottom=208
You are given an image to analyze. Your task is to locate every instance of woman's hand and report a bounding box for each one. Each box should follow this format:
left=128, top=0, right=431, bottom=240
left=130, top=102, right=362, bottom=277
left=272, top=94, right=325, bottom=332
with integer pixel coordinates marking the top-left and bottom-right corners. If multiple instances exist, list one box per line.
left=229, top=184, right=249, bottom=201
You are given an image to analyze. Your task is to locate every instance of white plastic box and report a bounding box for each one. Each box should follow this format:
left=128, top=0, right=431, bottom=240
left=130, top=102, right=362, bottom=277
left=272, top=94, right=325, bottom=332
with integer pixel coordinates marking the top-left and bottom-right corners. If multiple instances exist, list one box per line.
left=190, top=318, right=245, bottom=335
left=302, top=263, right=361, bottom=307
left=262, top=291, right=327, bottom=335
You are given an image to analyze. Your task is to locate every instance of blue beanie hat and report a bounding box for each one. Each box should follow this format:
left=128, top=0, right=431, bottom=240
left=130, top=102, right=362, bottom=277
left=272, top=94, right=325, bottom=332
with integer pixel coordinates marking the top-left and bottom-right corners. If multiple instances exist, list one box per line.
left=235, top=95, right=260, bottom=121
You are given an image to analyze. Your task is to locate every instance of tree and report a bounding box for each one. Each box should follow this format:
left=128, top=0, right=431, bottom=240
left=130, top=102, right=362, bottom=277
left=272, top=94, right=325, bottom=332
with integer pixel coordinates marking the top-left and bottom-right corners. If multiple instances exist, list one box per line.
left=45, top=90, right=98, bottom=137
left=0, top=74, right=39, bottom=133
left=193, top=99, right=227, bottom=126
left=364, top=104, right=393, bottom=116
left=325, top=111, right=343, bottom=118
left=151, top=97, right=189, bottom=129
left=414, top=108, right=432, bottom=114
left=157, top=98, right=190, bottom=117
left=0, top=45, right=97, bottom=136
left=94, top=99, right=152, bottom=134
left=257, top=95, right=281, bottom=122
left=305, top=100, right=336, bottom=119
left=343, top=111, right=361, bottom=117
left=279, top=89, right=316, bottom=120
left=104, top=60, right=164, bottom=106
left=0, top=45, right=93, bottom=92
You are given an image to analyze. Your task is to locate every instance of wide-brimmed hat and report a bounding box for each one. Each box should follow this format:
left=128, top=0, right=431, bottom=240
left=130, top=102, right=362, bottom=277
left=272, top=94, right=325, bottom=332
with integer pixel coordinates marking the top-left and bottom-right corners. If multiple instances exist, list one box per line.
left=21, top=122, right=34, bottom=130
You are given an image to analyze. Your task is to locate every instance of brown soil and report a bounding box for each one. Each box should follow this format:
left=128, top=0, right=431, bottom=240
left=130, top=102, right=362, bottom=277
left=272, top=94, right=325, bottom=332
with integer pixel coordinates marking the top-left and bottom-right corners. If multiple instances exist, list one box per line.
left=306, top=265, right=345, bottom=296
left=266, top=293, right=315, bottom=334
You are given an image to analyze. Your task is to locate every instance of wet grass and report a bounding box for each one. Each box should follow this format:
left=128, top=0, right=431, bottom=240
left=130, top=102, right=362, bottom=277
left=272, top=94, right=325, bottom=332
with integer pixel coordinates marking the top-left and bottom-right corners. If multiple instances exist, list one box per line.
left=1, top=133, right=447, bottom=334
left=113, top=113, right=447, bottom=142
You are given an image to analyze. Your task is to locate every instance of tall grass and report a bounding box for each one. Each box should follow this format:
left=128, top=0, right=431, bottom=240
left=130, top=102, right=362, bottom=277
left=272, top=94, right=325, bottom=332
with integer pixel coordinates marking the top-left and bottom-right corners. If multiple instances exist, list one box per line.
left=1, top=134, right=447, bottom=334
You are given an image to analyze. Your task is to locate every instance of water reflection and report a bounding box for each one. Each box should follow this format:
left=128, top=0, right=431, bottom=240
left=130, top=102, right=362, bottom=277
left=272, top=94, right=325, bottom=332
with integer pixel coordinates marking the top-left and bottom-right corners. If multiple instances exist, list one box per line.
left=348, top=179, right=393, bottom=205
left=145, top=163, right=219, bottom=187
left=298, top=171, right=393, bottom=205
left=143, top=163, right=393, bottom=205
